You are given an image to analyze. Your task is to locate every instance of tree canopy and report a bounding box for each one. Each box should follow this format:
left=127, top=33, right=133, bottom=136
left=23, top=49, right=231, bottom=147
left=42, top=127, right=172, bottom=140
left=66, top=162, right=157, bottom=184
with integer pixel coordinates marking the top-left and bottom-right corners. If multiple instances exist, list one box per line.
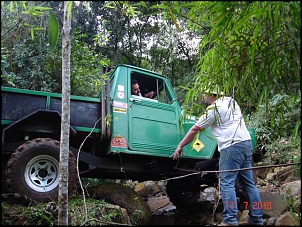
left=1, top=1, right=300, bottom=139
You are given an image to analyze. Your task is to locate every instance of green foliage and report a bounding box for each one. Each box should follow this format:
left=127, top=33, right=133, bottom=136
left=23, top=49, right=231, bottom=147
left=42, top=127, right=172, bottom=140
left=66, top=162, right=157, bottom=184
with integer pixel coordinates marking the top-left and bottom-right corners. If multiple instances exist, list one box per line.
left=247, top=93, right=301, bottom=142
left=1, top=34, right=62, bottom=92
left=81, top=178, right=104, bottom=188
left=68, top=197, right=118, bottom=225
left=1, top=1, right=64, bottom=92
left=294, top=156, right=301, bottom=177
left=1, top=201, right=55, bottom=225
left=1, top=1, right=112, bottom=96
left=29, top=208, right=54, bottom=225
left=129, top=209, right=143, bottom=226
left=1, top=1, right=52, bottom=42
left=283, top=188, right=301, bottom=224
left=1, top=202, right=9, bottom=210
left=48, top=10, right=59, bottom=54
left=157, top=1, right=300, bottom=115
left=246, top=93, right=301, bottom=164
left=262, top=137, right=300, bottom=164
left=70, top=31, right=112, bottom=97
left=1, top=52, right=16, bottom=87
left=1, top=28, right=111, bottom=96
left=2, top=197, right=131, bottom=226
left=104, top=1, right=143, bottom=19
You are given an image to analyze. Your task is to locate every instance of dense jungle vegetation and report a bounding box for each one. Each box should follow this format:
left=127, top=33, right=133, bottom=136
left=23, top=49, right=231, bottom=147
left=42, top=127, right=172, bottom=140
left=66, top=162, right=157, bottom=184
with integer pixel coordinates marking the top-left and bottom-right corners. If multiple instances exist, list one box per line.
left=1, top=0, right=300, bottom=184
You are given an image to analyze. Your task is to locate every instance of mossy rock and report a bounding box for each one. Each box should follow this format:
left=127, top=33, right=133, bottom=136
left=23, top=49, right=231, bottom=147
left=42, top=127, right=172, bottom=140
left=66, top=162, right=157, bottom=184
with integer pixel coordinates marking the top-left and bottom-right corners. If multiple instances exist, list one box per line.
left=87, top=181, right=152, bottom=225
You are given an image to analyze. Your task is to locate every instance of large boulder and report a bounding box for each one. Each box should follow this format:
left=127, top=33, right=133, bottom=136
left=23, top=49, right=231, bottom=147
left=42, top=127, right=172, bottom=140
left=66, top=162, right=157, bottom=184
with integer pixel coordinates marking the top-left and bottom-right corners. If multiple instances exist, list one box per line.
left=87, top=181, right=152, bottom=225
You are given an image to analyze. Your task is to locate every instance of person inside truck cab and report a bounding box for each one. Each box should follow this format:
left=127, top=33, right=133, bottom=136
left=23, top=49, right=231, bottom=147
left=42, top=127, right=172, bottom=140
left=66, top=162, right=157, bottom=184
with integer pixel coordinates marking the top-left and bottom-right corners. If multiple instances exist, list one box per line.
left=131, top=79, right=154, bottom=99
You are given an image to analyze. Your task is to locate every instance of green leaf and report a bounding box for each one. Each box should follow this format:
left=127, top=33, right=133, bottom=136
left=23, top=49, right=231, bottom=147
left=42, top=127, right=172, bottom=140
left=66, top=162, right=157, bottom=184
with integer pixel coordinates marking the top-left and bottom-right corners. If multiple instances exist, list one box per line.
left=234, top=9, right=267, bottom=32
left=35, top=6, right=52, bottom=11
left=48, top=10, right=59, bottom=54
left=67, top=1, right=73, bottom=21
left=30, top=28, right=34, bottom=40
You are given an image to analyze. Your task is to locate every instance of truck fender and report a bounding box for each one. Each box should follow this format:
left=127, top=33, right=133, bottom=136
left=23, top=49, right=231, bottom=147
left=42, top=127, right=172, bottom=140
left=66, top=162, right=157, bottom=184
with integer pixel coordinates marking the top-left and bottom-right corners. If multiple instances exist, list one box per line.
left=2, top=109, right=76, bottom=143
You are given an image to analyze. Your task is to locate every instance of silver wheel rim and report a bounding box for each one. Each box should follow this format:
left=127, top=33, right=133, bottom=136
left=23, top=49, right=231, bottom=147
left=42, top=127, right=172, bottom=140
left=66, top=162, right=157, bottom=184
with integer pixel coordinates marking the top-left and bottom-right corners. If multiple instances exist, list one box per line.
left=24, top=155, right=59, bottom=192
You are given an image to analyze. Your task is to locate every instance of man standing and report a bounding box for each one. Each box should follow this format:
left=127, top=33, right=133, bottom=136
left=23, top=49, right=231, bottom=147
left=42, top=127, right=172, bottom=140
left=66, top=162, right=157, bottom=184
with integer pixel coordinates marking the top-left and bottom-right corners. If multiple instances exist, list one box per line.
left=172, top=88, right=263, bottom=226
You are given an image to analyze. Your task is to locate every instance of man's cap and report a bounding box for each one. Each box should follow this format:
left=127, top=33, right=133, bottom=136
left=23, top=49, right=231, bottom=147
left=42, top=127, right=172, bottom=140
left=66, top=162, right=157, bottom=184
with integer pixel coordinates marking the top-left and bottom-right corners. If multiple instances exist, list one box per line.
left=204, top=84, right=224, bottom=95
left=204, top=89, right=224, bottom=95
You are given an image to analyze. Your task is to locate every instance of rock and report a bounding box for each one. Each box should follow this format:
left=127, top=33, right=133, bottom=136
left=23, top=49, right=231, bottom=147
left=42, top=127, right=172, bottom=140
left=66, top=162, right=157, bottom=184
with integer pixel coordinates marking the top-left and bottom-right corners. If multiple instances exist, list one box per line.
left=255, top=162, right=274, bottom=179
left=146, top=195, right=173, bottom=213
left=266, top=217, right=277, bottom=226
left=267, top=172, right=276, bottom=181
left=87, top=181, right=152, bottom=225
left=134, top=180, right=161, bottom=197
left=87, top=170, right=301, bottom=225
left=258, top=191, right=289, bottom=218
left=275, top=211, right=300, bottom=226
left=284, top=175, right=301, bottom=183
left=238, top=209, right=249, bottom=222
left=199, top=186, right=218, bottom=202
left=157, top=180, right=167, bottom=190
left=280, top=180, right=301, bottom=197
left=293, top=195, right=301, bottom=211
left=99, top=204, right=131, bottom=225
left=274, top=166, right=294, bottom=182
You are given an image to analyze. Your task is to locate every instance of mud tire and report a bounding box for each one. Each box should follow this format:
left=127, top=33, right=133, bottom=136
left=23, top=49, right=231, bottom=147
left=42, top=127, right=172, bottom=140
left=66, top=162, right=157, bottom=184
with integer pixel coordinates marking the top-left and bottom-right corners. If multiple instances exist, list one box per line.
left=5, top=138, right=78, bottom=202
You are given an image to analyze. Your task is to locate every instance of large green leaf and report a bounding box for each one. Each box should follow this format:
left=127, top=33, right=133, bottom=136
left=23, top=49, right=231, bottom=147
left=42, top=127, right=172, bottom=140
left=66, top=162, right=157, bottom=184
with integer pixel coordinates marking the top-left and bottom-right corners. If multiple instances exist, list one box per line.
left=49, top=10, right=59, bottom=54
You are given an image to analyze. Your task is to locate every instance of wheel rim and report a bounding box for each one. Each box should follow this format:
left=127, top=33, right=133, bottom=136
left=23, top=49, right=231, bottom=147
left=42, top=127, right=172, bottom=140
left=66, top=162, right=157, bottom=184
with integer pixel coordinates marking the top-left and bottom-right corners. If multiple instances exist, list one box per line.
left=24, top=155, right=59, bottom=192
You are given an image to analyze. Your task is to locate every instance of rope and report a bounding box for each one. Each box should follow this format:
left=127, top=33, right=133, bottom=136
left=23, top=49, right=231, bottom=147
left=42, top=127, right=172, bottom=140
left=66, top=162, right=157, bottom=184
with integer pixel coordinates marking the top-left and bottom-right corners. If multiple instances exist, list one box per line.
left=163, top=162, right=301, bottom=182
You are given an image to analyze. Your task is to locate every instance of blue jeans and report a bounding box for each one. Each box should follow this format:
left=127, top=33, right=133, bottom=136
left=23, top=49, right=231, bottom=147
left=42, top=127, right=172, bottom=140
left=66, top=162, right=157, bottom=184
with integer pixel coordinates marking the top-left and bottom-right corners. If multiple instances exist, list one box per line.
left=219, top=140, right=263, bottom=225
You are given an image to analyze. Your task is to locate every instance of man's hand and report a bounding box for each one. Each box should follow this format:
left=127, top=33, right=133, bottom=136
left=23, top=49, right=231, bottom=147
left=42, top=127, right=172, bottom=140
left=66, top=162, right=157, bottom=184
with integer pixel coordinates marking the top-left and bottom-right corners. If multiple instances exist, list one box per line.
left=172, top=146, right=182, bottom=160
left=144, top=91, right=154, bottom=98
left=172, top=126, right=199, bottom=160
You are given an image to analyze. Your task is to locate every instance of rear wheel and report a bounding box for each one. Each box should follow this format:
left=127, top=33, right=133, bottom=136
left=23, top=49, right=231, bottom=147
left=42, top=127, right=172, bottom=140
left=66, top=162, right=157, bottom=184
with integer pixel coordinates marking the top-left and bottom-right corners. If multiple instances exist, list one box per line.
left=5, top=138, right=78, bottom=201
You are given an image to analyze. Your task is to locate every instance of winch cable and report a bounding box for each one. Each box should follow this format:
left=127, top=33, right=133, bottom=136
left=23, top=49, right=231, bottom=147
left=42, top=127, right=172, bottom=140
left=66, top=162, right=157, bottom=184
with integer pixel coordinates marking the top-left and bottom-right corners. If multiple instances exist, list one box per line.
left=165, top=161, right=301, bottom=182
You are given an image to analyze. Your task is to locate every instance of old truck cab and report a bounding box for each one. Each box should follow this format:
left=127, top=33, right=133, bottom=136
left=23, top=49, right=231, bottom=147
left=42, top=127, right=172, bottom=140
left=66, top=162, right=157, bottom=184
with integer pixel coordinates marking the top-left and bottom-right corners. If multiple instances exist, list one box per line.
left=107, top=64, right=217, bottom=159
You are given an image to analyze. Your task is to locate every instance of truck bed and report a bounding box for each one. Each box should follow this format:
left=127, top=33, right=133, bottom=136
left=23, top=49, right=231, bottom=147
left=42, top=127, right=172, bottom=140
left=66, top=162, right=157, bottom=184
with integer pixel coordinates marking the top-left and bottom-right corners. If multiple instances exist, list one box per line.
left=1, top=87, right=102, bottom=132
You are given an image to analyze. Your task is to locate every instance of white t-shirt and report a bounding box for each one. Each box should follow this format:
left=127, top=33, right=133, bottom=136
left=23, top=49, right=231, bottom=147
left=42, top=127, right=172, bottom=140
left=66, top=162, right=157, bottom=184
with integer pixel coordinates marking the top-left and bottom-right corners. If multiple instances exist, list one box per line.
left=194, top=96, right=251, bottom=151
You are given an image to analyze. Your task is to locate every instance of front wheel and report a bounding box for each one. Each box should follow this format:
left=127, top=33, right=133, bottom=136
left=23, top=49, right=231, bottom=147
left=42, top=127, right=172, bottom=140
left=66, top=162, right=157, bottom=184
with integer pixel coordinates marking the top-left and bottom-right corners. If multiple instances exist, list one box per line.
left=5, top=138, right=78, bottom=201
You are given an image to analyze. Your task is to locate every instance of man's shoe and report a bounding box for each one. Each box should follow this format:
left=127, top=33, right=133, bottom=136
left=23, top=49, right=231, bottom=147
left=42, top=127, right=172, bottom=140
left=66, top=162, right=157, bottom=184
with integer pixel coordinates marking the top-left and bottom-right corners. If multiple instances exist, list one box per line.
left=218, top=223, right=239, bottom=226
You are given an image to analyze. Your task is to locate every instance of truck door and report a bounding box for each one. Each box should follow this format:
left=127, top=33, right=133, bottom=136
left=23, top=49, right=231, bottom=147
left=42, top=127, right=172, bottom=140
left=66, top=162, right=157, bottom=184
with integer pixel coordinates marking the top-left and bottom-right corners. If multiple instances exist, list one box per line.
left=128, top=70, right=181, bottom=156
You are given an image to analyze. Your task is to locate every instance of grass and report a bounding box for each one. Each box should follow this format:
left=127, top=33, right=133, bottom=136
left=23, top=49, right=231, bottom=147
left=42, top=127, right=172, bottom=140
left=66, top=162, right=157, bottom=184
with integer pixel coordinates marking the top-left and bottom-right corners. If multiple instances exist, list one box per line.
left=1, top=195, right=129, bottom=226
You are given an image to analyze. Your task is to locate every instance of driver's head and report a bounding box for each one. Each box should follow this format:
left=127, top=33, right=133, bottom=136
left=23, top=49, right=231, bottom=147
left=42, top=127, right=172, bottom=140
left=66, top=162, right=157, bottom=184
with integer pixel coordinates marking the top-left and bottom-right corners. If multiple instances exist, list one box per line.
left=131, top=79, right=141, bottom=95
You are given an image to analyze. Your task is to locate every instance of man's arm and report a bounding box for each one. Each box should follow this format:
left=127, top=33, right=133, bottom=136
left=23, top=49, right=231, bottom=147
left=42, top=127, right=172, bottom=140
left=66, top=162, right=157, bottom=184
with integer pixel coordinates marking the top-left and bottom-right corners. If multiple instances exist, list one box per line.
left=172, top=126, right=201, bottom=160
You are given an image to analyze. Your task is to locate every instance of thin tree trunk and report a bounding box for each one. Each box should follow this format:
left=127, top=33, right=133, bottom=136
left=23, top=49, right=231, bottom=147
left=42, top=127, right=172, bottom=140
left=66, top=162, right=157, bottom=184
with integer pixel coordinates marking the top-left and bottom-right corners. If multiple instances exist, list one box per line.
left=58, top=1, right=72, bottom=225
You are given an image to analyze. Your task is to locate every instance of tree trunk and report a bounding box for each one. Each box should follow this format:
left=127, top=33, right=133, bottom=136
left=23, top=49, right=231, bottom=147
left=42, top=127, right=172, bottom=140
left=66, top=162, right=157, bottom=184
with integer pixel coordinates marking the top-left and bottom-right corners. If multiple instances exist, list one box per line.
left=58, top=1, right=72, bottom=226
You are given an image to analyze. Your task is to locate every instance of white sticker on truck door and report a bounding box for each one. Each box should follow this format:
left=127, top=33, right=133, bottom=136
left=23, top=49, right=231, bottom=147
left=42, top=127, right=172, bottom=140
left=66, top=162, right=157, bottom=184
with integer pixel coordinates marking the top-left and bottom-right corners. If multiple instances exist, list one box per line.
left=118, top=85, right=124, bottom=91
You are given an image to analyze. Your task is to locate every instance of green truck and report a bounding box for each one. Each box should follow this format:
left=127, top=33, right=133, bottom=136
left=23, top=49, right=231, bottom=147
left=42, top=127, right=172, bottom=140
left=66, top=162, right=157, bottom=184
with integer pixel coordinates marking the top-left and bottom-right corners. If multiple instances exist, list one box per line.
left=1, top=64, right=256, bottom=207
